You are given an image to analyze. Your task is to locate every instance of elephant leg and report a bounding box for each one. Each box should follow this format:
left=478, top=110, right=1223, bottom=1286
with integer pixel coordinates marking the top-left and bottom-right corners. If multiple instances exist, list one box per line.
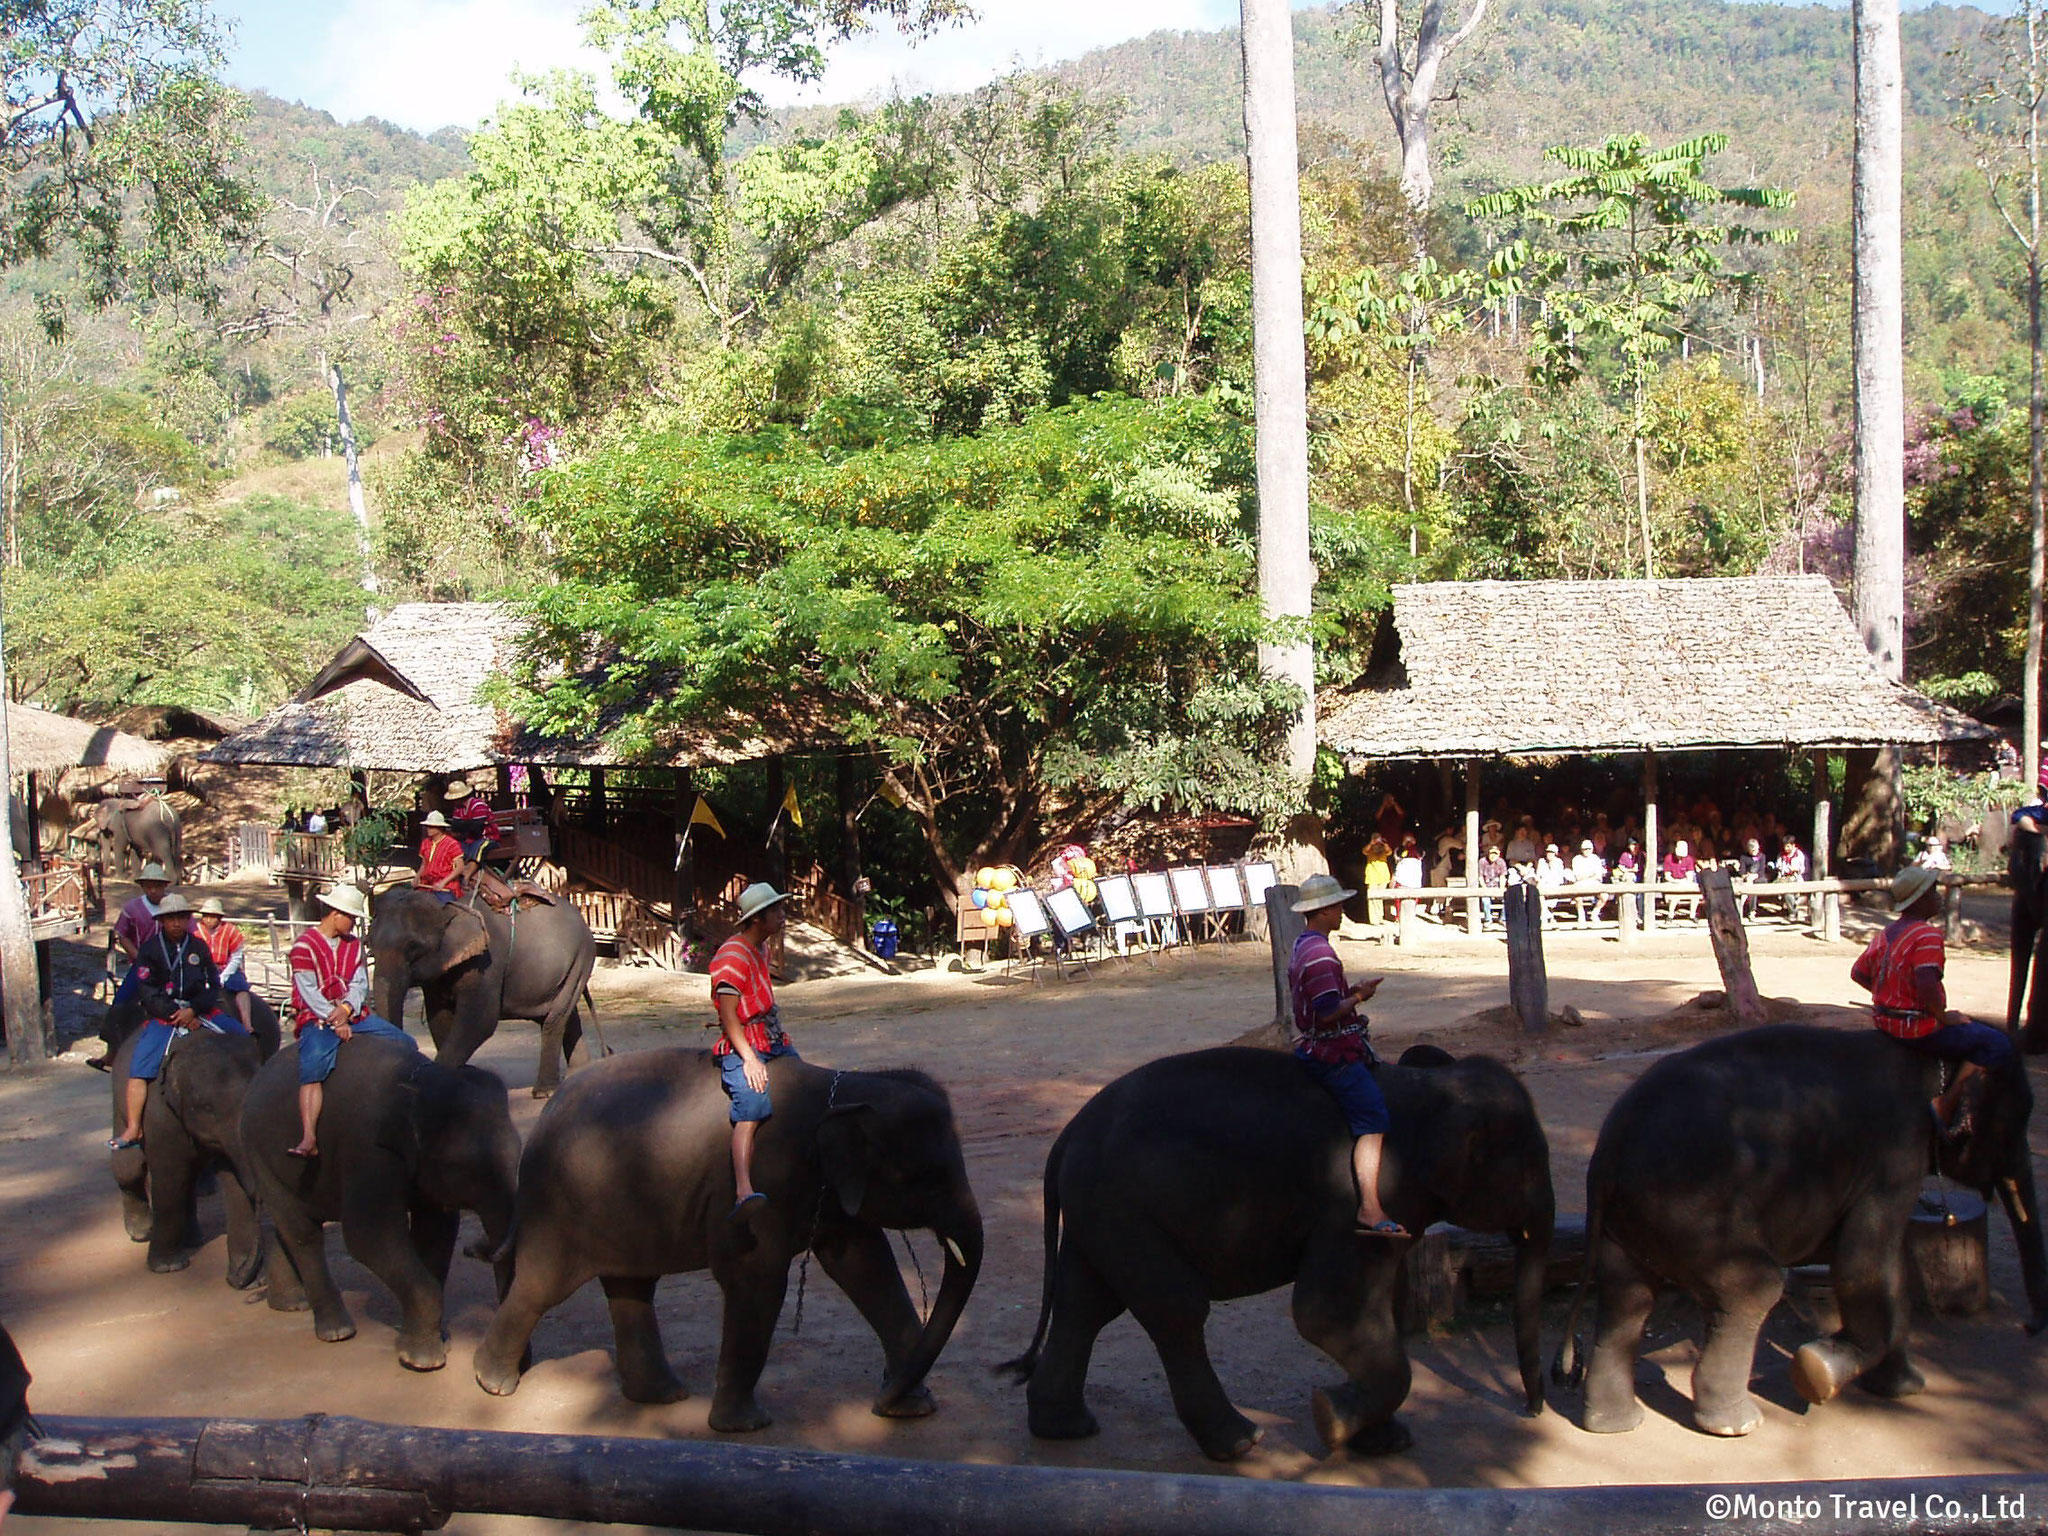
left=812, top=1221, right=931, bottom=1418
left=1689, top=1254, right=1784, bottom=1437
left=533, top=1005, right=584, bottom=1094
left=601, top=1275, right=687, bottom=1404
left=411, top=1206, right=461, bottom=1293
left=1582, top=1235, right=1655, bottom=1434
left=1293, top=1234, right=1414, bottom=1458
left=1025, top=1242, right=1124, bottom=1443
left=474, top=1240, right=589, bottom=1396
left=2011, top=896, right=2039, bottom=1036
left=265, top=1194, right=353, bottom=1339
left=342, top=1178, right=448, bottom=1371
left=1795, top=1202, right=1920, bottom=1404
left=709, top=1256, right=791, bottom=1432
left=422, top=993, right=456, bottom=1055
left=112, top=1144, right=152, bottom=1243
left=220, top=1161, right=265, bottom=1290
left=435, top=985, right=494, bottom=1073
left=143, top=1124, right=200, bottom=1274
left=1100, top=1228, right=1254, bottom=1462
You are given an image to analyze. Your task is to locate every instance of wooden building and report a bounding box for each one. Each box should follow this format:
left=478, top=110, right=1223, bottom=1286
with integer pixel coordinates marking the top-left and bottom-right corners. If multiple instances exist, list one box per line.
left=1318, top=576, right=1993, bottom=931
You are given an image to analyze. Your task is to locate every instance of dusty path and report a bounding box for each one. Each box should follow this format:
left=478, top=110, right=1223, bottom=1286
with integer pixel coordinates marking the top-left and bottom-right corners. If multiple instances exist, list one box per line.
left=4, top=898, right=2045, bottom=1534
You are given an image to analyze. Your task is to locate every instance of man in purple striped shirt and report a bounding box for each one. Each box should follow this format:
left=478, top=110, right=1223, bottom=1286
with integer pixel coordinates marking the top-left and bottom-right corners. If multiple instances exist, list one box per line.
left=1289, top=874, right=1405, bottom=1237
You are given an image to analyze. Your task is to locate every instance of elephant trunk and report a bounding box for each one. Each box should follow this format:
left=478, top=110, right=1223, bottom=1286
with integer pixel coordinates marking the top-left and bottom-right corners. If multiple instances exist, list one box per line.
left=872, top=1206, right=983, bottom=1413
left=1511, top=1202, right=1554, bottom=1415
left=1997, top=1155, right=2048, bottom=1335
left=372, top=961, right=408, bottom=1031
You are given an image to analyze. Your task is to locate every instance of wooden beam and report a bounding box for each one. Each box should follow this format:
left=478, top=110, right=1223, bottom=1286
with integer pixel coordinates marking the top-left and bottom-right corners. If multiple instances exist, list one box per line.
left=1696, top=867, right=1767, bottom=1027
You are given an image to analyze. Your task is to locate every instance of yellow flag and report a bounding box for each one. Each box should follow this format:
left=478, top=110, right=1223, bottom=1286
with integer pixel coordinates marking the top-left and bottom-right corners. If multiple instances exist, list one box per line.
left=781, top=783, right=803, bottom=830
left=688, top=796, right=725, bottom=837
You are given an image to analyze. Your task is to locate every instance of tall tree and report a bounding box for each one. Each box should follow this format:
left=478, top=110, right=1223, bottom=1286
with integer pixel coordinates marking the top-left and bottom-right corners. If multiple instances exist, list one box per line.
left=1241, top=0, right=1318, bottom=804
left=0, top=0, right=257, bottom=1061
left=1365, top=0, right=1490, bottom=220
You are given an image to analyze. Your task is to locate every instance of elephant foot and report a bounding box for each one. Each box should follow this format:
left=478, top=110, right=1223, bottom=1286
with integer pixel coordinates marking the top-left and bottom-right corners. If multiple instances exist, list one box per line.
left=266, top=1286, right=310, bottom=1313
left=531, top=1082, right=559, bottom=1101
left=1026, top=1400, right=1101, bottom=1441
left=1790, top=1338, right=1864, bottom=1406
left=399, top=1331, right=449, bottom=1372
left=122, top=1208, right=153, bottom=1243
left=619, top=1364, right=689, bottom=1405
left=314, top=1312, right=358, bottom=1344
left=474, top=1345, right=525, bottom=1397
left=1693, top=1394, right=1763, bottom=1438
left=873, top=1383, right=936, bottom=1419
left=1581, top=1394, right=1646, bottom=1434
left=707, top=1396, right=772, bottom=1433
left=146, top=1249, right=191, bottom=1274
left=1858, top=1353, right=1926, bottom=1400
left=1310, top=1387, right=1402, bottom=1459
left=225, top=1252, right=264, bottom=1291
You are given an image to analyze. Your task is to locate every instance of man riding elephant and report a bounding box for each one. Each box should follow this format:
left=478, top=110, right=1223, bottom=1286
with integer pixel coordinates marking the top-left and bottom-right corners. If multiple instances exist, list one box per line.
left=287, top=885, right=417, bottom=1159
left=108, top=893, right=251, bottom=1151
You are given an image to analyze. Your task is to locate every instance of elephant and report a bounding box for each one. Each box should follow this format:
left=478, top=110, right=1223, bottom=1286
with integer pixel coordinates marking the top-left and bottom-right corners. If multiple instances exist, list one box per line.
left=1557, top=1023, right=2048, bottom=1439
left=2010, top=812, right=2047, bottom=1054
left=93, top=796, right=181, bottom=882
left=240, top=1035, right=521, bottom=1371
left=1002, top=1043, right=1555, bottom=1461
left=370, top=887, right=599, bottom=1097
left=107, top=1018, right=277, bottom=1281
left=473, top=1047, right=984, bottom=1435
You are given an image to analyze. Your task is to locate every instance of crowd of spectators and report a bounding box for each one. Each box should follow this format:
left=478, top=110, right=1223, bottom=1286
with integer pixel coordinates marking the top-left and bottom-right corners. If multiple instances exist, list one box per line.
left=1356, top=791, right=1818, bottom=929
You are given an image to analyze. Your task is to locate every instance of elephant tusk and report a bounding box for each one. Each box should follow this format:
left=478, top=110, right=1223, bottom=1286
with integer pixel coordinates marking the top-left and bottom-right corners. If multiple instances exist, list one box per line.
left=944, top=1237, right=966, bottom=1267
left=2012, top=1179, right=2031, bottom=1223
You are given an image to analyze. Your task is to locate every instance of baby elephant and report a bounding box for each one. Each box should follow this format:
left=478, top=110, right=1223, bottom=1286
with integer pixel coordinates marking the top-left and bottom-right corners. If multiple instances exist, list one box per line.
left=241, top=1034, right=520, bottom=1370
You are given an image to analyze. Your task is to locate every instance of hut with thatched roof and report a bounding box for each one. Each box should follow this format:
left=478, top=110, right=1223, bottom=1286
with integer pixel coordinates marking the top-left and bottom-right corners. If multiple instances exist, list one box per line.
left=6, top=703, right=170, bottom=780
left=1319, top=576, right=1993, bottom=922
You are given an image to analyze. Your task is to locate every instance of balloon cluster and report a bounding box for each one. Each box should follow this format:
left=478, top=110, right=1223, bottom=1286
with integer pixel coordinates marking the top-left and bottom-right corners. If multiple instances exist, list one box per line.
left=971, top=865, right=1021, bottom=927
left=1052, top=843, right=1099, bottom=904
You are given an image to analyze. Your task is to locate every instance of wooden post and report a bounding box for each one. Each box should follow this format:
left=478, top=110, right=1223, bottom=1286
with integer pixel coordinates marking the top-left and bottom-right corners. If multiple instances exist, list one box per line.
left=494, top=764, right=513, bottom=798
left=1464, top=759, right=1482, bottom=937
left=1812, top=750, right=1835, bottom=939
left=838, top=752, right=866, bottom=949
left=1697, top=867, right=1767, bottom=1027
left=1504, top=882, right=1548, bottom=1034
left=1267, top=885, right=1305, bottom=1030
left=588, top=767, right=608, bottom=834
left=1943, top=878, right=1963, bottom=941
left=1642, top=750, right=1659, bottom=934
left=672, top=767, right=694, bottom=925
left=1398, top=889, right=1418, bottom=948
left=1618, top=876, right=1639, bottom=947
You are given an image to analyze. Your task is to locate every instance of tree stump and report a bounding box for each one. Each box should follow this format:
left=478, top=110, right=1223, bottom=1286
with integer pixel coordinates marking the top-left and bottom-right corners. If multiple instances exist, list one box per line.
left=1696, top=867, right=1766, bottom=1027
left=1504, top=883, right=1547, bottom=1034
left=1907, top=1189, right=1990, bottom=1315
left=1266, top=886, right=1304, bottom=1030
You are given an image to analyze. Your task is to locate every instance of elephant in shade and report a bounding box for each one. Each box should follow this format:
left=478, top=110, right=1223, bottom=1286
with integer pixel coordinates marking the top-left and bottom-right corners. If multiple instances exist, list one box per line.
left=93, top=796, right=181, bottom=881
left=1003, top=1043, right=1554, bottom=1460
left=474, top=1047, right=984, bottom=1434
left=1558, top=1023, right=2048, bottom=1439
left=370, top=887, right=599, bottom=1097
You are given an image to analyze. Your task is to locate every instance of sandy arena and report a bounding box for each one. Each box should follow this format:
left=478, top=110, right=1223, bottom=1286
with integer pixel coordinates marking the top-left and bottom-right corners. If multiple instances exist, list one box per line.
left=3, top=879, right=2044, bottom=1535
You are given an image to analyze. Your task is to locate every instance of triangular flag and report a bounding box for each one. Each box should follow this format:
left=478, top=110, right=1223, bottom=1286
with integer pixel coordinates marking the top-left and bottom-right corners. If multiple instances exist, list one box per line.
left=688, top=796, right=725, bottom=837
left=781, top=783, right=803, bottom=830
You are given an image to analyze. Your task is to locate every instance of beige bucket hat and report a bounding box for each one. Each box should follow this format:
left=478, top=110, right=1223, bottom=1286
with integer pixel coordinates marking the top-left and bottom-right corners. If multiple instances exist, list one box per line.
left=1890, top=865, right=1940, bottom=909
left=737, top=882, right=790, bottom=922
left=319, top=884, right=372, bottom=922
left=1290, top=873, right=1357, bottom=914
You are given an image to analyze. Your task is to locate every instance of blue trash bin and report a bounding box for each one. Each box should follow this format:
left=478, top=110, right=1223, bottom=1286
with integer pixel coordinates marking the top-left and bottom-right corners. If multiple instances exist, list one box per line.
left=869, top=919, right=899, bottom=959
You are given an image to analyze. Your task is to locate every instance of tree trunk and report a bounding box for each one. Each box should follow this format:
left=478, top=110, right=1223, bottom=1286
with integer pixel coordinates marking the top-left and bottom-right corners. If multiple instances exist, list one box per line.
left=1634, top=424, right=1654, bottom=580
left=1243, top=0, right=1318, bottom=786
left=328, top=362, right=381, bottom=623
left=1373, top=0, right=1491, bottom=224
left=1852, top=0, right=1905, bottom=685
left=2028, top=0, right=2046, bottom=788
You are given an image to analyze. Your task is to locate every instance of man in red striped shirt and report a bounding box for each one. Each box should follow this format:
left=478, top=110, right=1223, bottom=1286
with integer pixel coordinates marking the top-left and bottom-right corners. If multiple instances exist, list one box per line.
left=286, top=885, right=417, bottom=1158
left=1852, top=865, right=2014, bottom=1138
left=710, top=883, right=798, bottom=1228
left=416, top=811, right=464, bottom=900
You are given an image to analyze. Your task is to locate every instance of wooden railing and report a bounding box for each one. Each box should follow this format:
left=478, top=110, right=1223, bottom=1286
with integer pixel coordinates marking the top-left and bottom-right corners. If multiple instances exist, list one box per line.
left=556, top=823, right=678, bottom=916
left=24, top=860, right=95, bottom=938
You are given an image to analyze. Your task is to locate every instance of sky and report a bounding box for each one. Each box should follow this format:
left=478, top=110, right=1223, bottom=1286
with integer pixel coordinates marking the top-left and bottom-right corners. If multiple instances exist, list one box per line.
left=212, top=0, right=1275, bottom=135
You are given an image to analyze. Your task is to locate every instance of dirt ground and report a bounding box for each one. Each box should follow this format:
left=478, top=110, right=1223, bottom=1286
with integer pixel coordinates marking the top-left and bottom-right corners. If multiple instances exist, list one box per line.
left=5, top=880, right=2046, bottom=1535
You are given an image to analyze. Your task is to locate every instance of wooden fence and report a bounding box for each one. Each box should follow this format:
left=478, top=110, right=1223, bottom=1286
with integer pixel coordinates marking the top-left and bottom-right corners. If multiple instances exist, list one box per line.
left=24, top=859, right=96, bottom=941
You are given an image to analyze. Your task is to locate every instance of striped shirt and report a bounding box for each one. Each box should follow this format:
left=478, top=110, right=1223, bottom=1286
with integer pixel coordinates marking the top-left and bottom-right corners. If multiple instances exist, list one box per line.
left=1289, top=930, right=1368, bottom=1065
left=1853, top=918, right=1946, bottom=1040
left=289, top=927, right=369, bottom=1036
left=708, top=936, right=785, bottom=1057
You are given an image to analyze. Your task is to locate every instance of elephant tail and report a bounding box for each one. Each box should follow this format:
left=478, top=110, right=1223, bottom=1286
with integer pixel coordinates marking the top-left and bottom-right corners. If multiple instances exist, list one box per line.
left=994, top=1123, right=1070, bottom=1385
left=1552, top=1178, right=1606, bottom=1391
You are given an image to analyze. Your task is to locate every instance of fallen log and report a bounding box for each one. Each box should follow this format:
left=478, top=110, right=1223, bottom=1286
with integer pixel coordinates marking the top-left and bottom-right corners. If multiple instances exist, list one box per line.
left=1401, top=1217, right=1588, bottom=1334
left=16, top=1415, right=2048, bottom=1535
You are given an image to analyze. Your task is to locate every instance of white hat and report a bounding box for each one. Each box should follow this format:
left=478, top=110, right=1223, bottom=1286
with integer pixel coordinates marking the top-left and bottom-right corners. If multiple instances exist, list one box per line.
left=1890, top=865, right=1940, bottom=909
left=138, top=862, right=170, bottom=883
left=737, top=882, right=789, bottom=922
left=1290, top=873, right=1357, bottom=914
left=443, top=779, right=471, bottom=799
left=154, top=893, right=195, bottom=917
left=198, top=897, right=227, bottom=916
left=420, top=811, right=451, bottom=829
left=319, top=884, right=372, bottom=922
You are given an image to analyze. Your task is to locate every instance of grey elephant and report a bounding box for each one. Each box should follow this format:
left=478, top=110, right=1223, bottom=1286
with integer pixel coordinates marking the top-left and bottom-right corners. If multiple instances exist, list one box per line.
left=241, top=1035, right=521, bottom=1370
left=93, top=796, right=181, bottom=881
left=108, top=1010, right=280, bottom=1281
left=1557, top=1024, right=2048, bottom=1439
left=370, top=887, right=599, bottom=1097
left=473, top=1048, right=984, bottom=1434
left=1003, top=1043, right=1554, bottom=1460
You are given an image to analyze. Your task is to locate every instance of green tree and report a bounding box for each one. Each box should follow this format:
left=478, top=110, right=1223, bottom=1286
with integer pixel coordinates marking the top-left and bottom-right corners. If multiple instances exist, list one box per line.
left=1468, top=133, right=1793, bottom=578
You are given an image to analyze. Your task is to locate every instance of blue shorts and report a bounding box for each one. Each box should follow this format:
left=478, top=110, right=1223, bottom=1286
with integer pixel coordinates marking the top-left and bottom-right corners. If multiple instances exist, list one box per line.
left=297, top=1015, right=416, bottom=1084
left=718, top=1040, right=799, bottom=1124
left=1897, top=1019, right=2017, bottom=1073
left=1296, top=1052, right=1392, bottom=1136
left=130, top=1011, right=251, bottom=1080
left=222, top=971, right=251, bottom=994
left=112, top=967, right=143, bottom=1006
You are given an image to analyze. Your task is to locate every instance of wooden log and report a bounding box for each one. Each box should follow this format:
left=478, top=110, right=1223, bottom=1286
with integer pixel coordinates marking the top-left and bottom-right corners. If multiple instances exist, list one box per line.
left=1267, top=885, right=1304, bottom=1030
left=1907, top=1190, right=1990, bottom=1316
left=30, top=1412, right=2029, bottom=1536
left=1696, top=867, right=1766, bottom=1027
left=1504, top=882, right=1547, bottom=1034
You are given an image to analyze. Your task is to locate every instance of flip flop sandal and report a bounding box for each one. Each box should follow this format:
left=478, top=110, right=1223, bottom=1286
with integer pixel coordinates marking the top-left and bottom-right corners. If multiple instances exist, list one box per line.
left=729, top=1192, right=767, bottom=1223
left=107, top=1136, right=142, bottom=1151
left=1354, top=1219, right=1409, bottom=1239
left=1929, top=1102, right=1971, bottom=1143
left=285, top=1146, right=319, bottom=1159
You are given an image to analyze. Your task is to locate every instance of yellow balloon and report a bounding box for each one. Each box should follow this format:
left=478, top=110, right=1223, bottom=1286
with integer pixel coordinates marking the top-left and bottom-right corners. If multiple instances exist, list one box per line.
left=992, top=867, right=1018, bottom=892
left=1071, top=855, right=1097, bottom=880
left=985, top=889, right=1007, bottom=910
left=1074, top=877, right=1098, bottom=904
left=991, top=907, right=1014, bottom=927
left=976, top=866, right=999, bottom=889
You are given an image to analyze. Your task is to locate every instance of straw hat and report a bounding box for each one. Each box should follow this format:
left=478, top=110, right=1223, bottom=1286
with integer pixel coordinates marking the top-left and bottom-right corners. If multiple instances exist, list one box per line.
left=1890, top=865, right=1940, bottom=910
left=737, top=882, right=790, bottom=922
left=420, top=811, right=451, bottom=829
left=319, top=884, right=372, bottom=922
left=138, top=862, right=170, bottom=884
left=198, top=897, right=227, bottom=916
left=443, top=779, right=472, bottom=799
left=1290, top=873, right=1357, bottom=914
left=154, top=893, right=195, bottom=917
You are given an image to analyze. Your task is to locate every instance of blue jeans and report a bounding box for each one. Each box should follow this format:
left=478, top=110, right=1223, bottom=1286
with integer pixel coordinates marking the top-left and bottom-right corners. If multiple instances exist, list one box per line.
left=1295, top=1051, right=1392, bottom=1136
left=718, top=1040, right=800, bottom=1123
left=131, top=1011, right=250, bottom=1080
left=297, top=1015, right=415, bottom=1084
left=1896, top=1019, right=2017, bottom=1073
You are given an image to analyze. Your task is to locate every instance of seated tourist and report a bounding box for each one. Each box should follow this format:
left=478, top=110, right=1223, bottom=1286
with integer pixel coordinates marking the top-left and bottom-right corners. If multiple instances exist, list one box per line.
left=1570, top=839, right=1607, bottom=923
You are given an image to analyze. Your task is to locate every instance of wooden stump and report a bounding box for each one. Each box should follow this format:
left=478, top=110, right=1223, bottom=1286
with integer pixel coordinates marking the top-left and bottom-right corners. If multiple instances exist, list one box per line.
left=1907, top=1189, right=1990, bottom=1315
left=1266, top=886, right=1304, bottom=1030
left=1697, top=868, right=1766, bottom=1027
left=1504, top=883, right=1547, bottom=1034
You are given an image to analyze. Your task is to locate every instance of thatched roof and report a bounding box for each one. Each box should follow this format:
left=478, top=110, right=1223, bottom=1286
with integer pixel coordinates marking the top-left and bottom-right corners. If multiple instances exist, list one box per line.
left=5, top=703, right=171, bottom=777
left=105, top=704, right=249, bottom=741
left=203, top=603, right=802, bottom=773
left=1320, top=576, right=1993, bottom=764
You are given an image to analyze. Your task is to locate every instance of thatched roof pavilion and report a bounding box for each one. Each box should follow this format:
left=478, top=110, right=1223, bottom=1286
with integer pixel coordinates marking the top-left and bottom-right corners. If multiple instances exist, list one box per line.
left=203, top=603, right=795, bottom=774
left=5, top=703, right=170, bottom=778
left=1320, top=575, right=1990, bottom=764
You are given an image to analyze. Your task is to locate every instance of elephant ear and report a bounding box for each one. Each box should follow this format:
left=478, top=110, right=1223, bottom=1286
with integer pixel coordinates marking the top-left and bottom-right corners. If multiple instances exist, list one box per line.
left=440, top=903, right=492, bottom=970
left=816, top=1104, right=877, bottom=1220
